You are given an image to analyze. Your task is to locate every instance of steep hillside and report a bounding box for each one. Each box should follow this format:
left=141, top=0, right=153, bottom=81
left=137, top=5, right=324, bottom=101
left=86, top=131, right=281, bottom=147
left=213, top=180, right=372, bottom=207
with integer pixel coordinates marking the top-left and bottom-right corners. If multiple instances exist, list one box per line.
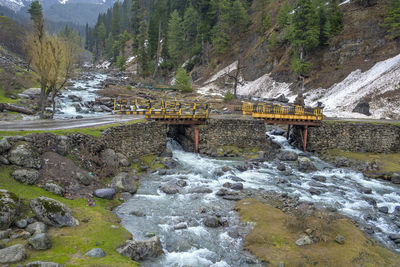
left=198, top=0, right=400, bottom=119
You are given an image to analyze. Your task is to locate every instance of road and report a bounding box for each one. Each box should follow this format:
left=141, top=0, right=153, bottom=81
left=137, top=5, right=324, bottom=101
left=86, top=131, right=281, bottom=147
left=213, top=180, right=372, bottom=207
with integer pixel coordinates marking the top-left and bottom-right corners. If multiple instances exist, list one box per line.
left=0, top=114, right=399, bottom=132
left=0, top=115, right=144, bottom=131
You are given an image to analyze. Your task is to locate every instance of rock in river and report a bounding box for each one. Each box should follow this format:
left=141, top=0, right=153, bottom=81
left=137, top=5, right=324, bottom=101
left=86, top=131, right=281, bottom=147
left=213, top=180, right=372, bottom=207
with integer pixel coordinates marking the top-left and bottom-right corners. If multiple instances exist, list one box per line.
left=30, top=197, right=79, bottom=227
left=111, top=172, right=137, bottom=194
left=117, top=236, right=163, bottom=261
left=298, top=157, right=317, bottom=172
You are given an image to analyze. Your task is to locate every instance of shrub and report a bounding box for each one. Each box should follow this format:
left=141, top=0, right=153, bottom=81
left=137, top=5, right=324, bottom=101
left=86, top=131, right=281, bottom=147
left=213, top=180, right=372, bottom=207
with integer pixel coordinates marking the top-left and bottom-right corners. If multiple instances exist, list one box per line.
left=224, top=90, right=234, bottom=101
left=175, top=67, right=192, bottom=93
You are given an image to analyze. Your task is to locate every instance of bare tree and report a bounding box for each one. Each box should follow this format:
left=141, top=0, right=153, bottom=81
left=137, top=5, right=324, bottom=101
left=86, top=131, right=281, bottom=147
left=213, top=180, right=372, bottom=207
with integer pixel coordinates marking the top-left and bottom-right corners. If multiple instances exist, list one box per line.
left=26, top=34, right=76, bottom=118
left=225, top=58, right=247, bottom=98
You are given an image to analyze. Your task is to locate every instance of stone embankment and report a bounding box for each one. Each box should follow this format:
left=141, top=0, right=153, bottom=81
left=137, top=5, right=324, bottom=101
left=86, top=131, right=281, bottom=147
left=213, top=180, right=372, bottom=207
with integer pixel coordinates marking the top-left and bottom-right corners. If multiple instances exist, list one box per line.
left=305, top=121, right=400, bottom=153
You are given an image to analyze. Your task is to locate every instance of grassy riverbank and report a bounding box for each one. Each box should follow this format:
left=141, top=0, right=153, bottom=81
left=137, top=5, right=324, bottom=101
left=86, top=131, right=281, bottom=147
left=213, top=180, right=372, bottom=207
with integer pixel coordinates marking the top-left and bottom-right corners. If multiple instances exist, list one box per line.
left=236, top=199, right=400, bottom=266
left=0, top=119, right=147, bottom=139
left=327, top=149, right=400, bottom=174
left=0, top=165, right=137, bottom=266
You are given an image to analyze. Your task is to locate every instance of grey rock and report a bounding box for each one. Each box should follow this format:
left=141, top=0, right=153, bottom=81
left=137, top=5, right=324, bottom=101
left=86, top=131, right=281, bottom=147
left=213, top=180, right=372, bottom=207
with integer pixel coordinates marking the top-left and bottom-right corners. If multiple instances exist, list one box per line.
left=101, top=149, right=118, bottom=168
left=221, top=166, right=231, bottom=172
left=391, top=173, right=400, bottom=184
left=389, top=234, right=400, bottom=240
left=298, top=157, right=317, bottom=172
left=188, top=187, right=212, bottom=194
left=100, top=105, right=112, bottom=112
left=68, top=95, right=82, bottom=102
left=277, top=162, right=286, bottom=171
left=85, top=248, right=106, bottom=257
left=76, top=172, right=90, bottom=186
left=0, top=244, right=26, bottom=263
left=12, top=169, right=40, bottom=185
left=144, top=232, right=156, bottom=238
left=94, top=188, right=116, bottom=200
left=295, top=235, right=313, bottom=246
left=111, top=173, right=137, bottom=194
left=278, top=151, right=298, bottom=161
left=73, top=104, right=82, bottom=112
left=203, top=216, right=220, bottom=228
left=25, top=261, right=64, bottom=267
left=174, top=222, right=188, bottom=230
left=0, top=229, right=10, bottom=239
left=22, top=88, right=41, bottom=97
left=308, top=188, right=321, bottom=195
left=176, top=180, right=187, bottom=187
left=0, top=156, right=9, bottom=165
left=30, top=197, right=79, bottom=227
left=312, top=175, right=327, bottom=182
left=9, top=144, right=41, bottom=169
left=0, top=190, right=19, bottom=230
left=0, top=139, right=11, bottom=154
left=223, top=182, right=232, bottom=188
left=160, top=184, right=180, bottom=194
left=352, top=100, right=371, bottom=116
left=161, top=158, right=177, bottom=169
left=378, top=206, right=389, bottom=213
left=228, top=175, right=244, bottom=182
left=25, top=222, right=47, bottom=235
left=231, top=183, right=243, bottom=190
left=15, top=219, right=27, bottom=229
left=117, top=236, right=163, bottom=261
left=116, top=153, right=130, bottom=167
left=44, top=183, right=65, bottom=196
left=335, top=235, right=345, bottom=245
left=28, top=233, right=52, bottom=250
left=56, top=136, right=69, bottom=156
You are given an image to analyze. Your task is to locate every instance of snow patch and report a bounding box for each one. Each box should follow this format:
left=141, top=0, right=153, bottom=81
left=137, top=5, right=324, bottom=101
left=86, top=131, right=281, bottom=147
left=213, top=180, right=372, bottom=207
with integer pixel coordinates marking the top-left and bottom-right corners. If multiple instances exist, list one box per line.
left=127, top=56, right=136, bottom=63
left=340, top=0, right=351, bottom=5
left=205, top=61, right=238, bottom=84
left=96, top=61, right=111, bottom=69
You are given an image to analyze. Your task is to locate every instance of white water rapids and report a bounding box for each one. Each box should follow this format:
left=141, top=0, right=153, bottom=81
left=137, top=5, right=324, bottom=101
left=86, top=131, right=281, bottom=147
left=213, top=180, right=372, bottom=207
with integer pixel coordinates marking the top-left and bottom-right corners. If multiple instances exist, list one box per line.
left=116, top=134, right=400, bottom=266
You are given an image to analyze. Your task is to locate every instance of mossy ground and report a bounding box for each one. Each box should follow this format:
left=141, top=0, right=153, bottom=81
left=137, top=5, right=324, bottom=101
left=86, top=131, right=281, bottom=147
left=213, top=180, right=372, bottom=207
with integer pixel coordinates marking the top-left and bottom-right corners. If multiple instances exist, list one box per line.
left=0, top=165, right=137, bottom=267
left=327, top=149, right=400, bottom=173
left=236, top=199, right=400, bottom=266
left=0, top=119, right=147, bottom=139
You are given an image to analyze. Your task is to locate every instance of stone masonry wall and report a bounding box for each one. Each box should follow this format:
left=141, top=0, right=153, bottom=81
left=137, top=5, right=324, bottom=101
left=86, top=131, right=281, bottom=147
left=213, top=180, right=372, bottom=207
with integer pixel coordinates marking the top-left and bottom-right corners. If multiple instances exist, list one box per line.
left=174, top=118, right=276, bottom=154
left=305, top=121, right=400, bottom=153
left=101, top=121, right=168, bottom=158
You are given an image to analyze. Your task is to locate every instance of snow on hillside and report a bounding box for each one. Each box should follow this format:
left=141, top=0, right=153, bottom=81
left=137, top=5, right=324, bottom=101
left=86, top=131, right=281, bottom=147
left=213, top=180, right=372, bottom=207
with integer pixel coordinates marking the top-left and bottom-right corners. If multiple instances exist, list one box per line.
left=198, top=53, right=400, bottom=119
left=307, top=53, right=400, bottom=119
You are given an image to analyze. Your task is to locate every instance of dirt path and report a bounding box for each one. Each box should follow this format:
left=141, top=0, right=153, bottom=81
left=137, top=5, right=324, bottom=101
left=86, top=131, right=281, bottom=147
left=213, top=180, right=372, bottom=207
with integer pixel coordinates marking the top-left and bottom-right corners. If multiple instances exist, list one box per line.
left=0, top=115, right=144, bottom=131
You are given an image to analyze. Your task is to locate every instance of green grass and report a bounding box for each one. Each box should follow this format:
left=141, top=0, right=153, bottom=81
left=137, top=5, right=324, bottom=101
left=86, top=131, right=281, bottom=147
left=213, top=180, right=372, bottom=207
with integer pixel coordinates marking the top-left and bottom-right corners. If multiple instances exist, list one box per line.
left=0, top=119, right=147, bottom=139
left=0, top=165, right=137, bottom=267
left=0, top=85, right=18, bottom=103
left=327, top=149, right=400, bottom=173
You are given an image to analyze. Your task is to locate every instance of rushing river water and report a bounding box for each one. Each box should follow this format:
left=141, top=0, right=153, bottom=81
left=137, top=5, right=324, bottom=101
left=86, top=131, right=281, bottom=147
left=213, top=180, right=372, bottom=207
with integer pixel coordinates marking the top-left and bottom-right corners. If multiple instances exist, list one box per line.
left=54, top=72, right=108, bottom=119
left=116, top=134, right=400, bottom=266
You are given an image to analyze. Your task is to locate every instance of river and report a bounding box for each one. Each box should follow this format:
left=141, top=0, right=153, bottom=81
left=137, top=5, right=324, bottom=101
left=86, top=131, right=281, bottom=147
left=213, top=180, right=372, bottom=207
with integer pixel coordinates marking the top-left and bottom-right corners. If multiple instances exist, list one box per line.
left=115, top=133, right=400, bottom=266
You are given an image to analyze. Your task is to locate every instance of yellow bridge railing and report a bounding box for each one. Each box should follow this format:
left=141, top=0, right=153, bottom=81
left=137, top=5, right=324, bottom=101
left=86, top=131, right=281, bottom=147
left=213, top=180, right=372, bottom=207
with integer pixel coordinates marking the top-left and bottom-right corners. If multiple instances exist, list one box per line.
left=242, top=102, right=323, bottom=123
left=113, top=99, right=211, bottom=121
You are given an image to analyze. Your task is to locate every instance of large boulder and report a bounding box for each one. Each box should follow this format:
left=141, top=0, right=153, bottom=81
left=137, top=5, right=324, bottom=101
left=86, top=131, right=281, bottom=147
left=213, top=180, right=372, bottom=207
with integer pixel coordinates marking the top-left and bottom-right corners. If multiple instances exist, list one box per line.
left=160, top=183, right=180, bottom=194
left=30, top=197, right=79, bottom=227
left=101, top=149, right=118, bottom=169
left=8, top=144, right=41, bottom=169
left=0, top=189, right=19, bottom=230
left=94, top=188, right=116, bottom=200
left=0, top=139, right=11, bottom=154
left=44, top=183, right=65, bottom=196
left=278, top=151, right=298, bottom=161
left=28, top=233, right=52, bottom=250
left=85, top=248, right=106, bottom=257
left=0, top=244, right=26, bottom=263
left=117, top=236, right=163, bottom=261
left=203, top=216, right=221, bottom=228
left=298, top=157, right=317, bottom=172
left=12, top=169, right=40, bottom=185
left=111, top=173, right=137, bottom=194
left=116, top=153, right=130, bottom=167
left=352, top=100, right=371, bottom=116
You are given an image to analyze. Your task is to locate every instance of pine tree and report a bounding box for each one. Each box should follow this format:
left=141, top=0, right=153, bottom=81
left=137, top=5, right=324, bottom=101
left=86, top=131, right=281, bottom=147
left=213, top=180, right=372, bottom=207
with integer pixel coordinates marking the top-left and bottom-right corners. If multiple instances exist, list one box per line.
left=105, top=33, right=114, bottom=60
left=278, top=0, right=291, bottom=28
left=175, top=67, right=192, bottom=93
left=183, top=4, right=201, bottom=53
left=383, top=0, right=400, bottom=40
left=27, top=0, right=44, bottom=40
left=289, top=0, right=320, bottom=54
left=326, top=0, right=343, bottom=35
left=111, top=2, right=121, bottom=39
left=167, top=10, right=184, bottom=66
left=230, top=0, right=250, bottom=34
